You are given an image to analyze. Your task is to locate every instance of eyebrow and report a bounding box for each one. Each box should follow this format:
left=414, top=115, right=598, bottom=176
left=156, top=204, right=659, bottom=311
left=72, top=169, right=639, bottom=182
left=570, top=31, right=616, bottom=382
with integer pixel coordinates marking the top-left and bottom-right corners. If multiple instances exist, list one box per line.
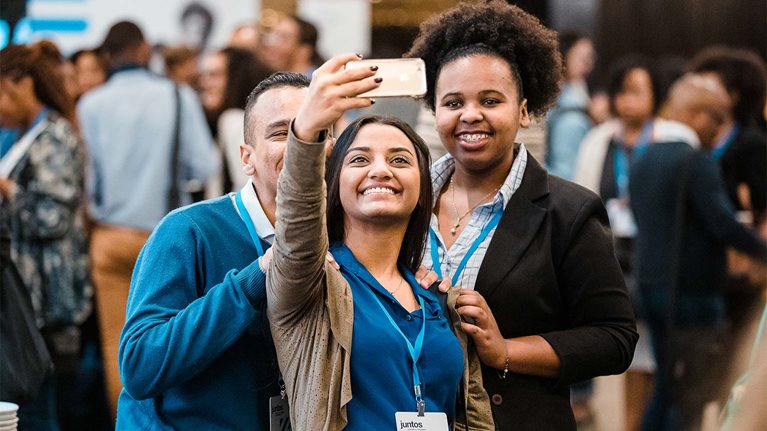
left=345, top=146, right=415, bottom=156
left=264, top=119, right=290, bottom=134
left=439, top=89, right=505, bottom=100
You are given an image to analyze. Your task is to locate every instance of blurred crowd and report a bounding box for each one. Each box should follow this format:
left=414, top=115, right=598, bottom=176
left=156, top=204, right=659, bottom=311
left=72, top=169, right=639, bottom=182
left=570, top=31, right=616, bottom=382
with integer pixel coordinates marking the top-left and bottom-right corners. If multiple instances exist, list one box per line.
left=0, top=7, right=765, bottom=431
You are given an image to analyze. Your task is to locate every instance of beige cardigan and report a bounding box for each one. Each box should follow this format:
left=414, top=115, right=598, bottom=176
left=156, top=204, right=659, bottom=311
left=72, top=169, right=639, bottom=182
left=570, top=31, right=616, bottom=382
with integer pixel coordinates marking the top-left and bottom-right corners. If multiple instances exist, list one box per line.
left=266, top=126, right=494, bottom=430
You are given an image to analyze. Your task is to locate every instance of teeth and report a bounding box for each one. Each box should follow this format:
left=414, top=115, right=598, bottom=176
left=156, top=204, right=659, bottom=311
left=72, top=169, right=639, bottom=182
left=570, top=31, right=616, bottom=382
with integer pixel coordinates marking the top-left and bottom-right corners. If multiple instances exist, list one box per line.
left=459, top=133, right=489, bottom=142
left=363, top=187, right=395, bottom=195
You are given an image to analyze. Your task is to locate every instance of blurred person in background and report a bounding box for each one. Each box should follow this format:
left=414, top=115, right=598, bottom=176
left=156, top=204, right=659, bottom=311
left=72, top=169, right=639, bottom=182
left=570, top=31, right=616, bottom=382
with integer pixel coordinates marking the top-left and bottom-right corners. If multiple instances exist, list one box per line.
left=573, top=56, right=670, bottom=431
left=70, top=49, right=106, bottom=100
left=259, top=14, right=323, bottom=77
left=163, top=45, right=199, bottom=89
left=228, top=22, right=261, bottom=57
left=688, top=46, right=766, bottom=224
left=630, top=73, right=767, bottom=431
left=545, top=30, right=596, bottom=181
left=199, top=46, right=272, bottom=193
left=0, top=40, right=92, bottom=430
left=77, top=20, right=218, bottom=418
left=688, top=47, right=767, bottom=342
left=407, top=2, right=638, bottom=429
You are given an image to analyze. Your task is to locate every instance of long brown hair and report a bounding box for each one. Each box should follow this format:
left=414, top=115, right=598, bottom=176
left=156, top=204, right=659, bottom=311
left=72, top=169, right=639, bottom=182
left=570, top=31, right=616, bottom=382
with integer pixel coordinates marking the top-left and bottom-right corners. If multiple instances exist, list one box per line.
left=0, top=41, right=78, bottom=129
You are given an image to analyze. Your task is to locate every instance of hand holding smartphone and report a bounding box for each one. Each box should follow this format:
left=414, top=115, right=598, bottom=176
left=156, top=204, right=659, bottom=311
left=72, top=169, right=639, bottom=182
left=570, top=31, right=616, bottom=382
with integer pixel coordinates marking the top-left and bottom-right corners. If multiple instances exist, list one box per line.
left=345, top=58, right=427, bottom=98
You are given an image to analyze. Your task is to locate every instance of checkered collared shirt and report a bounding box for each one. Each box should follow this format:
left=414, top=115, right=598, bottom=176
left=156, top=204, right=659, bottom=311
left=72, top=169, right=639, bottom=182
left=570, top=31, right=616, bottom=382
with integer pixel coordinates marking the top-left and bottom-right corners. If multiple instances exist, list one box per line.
left=423, top=144, right=528, bottom=290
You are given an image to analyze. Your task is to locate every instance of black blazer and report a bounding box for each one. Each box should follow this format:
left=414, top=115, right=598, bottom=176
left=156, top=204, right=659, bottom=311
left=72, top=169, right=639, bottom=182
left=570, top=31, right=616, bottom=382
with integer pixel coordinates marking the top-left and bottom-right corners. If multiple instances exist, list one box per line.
left=474, top=155, right=638, bottom=430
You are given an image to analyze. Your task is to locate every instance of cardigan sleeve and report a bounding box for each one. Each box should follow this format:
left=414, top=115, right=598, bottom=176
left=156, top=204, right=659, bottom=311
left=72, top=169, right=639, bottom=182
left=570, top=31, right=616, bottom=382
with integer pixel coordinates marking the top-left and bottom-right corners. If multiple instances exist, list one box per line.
left=687, top=152, right=767, bottom=260
left=540, top=195, right=639, bottom=385
left=118, top=212, right=266, bottom=400
left=266, top=122, right=329, bottom=327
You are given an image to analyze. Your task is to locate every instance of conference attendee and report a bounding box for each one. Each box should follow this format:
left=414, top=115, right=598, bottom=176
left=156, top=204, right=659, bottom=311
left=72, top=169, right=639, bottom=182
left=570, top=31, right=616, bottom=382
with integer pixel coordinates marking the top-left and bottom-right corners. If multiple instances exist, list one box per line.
left=163, top=45, right=199, bottom=89
left=629, top=73, right=767, bottom=431
left=77, top=20, right=217, bottom=416
left=688, top=46, right=767, bottom=225
left=259, top=13, right=323, bottom=77
left=199, top=46, right=272, bottom=192
left=545, top=30, right=596, bottom=180
left=0, top=41, right=91, bottom=430
left=265, top=54, right=493, bottom=430
left=406, top=2, right=639, bottom=429
left=70, top=48, right=106, bottom=99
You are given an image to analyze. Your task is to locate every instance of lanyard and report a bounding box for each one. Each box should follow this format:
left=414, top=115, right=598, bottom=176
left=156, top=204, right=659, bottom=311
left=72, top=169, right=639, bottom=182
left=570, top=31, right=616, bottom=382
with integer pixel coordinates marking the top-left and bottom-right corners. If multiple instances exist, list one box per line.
left=429, top=206, right=503, bottom=286
left=371, top=292, right=427, bottom=415
left=613, top=122, right=653, bottom=198
left=711, top=124, right=739, bottom=161
left=234, top=191, right=265, bottom=257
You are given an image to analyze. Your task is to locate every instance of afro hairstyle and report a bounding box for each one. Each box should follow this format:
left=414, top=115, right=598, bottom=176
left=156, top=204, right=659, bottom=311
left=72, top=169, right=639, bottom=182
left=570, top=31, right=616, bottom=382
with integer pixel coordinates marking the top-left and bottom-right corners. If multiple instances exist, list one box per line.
left=406, top=0, right=561, bottom=116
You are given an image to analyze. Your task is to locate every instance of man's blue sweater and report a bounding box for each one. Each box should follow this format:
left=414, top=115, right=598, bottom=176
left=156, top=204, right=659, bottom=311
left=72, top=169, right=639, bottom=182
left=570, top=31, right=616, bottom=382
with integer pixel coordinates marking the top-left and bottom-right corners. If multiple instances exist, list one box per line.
left=117, top=196, right=277, bottom=430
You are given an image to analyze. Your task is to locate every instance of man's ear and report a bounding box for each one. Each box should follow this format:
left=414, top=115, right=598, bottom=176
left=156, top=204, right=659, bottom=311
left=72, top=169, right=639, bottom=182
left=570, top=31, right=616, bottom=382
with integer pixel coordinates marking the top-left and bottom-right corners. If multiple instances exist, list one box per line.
left=240, top=144, right=256, bottom=176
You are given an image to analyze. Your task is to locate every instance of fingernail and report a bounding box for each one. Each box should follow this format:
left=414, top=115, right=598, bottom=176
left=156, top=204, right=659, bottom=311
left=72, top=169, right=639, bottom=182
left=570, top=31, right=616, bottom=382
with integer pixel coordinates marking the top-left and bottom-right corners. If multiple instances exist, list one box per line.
left=374, top=77, right=383, bottom=83
left=370, top=65, right=378, bottom=71
left=370, top=98, right=376, bottom=105
left=356, top=53, right=363, bottom=58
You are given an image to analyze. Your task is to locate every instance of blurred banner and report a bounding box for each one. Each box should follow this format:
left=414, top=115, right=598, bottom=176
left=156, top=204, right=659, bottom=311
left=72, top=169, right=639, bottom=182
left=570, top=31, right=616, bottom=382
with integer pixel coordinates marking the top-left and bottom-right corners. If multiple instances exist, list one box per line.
left=2, top=0, right=260, bottom=53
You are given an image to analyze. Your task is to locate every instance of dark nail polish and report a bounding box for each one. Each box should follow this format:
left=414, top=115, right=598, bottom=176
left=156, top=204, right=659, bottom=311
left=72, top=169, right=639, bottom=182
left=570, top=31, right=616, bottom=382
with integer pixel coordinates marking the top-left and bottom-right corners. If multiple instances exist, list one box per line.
left=370, top=98, right=376, bottom=105
left=370, top=65, right=379, bottom=71
left=374, top=77, right=383, bottom=83
left=356, top=53, right=363, bottom=58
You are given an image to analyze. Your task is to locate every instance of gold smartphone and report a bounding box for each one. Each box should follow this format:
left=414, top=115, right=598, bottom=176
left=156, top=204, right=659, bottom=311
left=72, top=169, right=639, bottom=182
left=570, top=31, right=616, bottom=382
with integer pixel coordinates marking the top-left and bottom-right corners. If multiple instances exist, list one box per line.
left=345, top=58, right=427, bottom=98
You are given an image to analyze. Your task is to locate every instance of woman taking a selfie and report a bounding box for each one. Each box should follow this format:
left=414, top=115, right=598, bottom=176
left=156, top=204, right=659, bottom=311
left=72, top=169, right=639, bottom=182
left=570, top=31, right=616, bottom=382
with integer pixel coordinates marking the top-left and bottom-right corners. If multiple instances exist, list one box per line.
left=264, top=56, right=493, bottom=430
left=407, top=2, right=638, bottom=429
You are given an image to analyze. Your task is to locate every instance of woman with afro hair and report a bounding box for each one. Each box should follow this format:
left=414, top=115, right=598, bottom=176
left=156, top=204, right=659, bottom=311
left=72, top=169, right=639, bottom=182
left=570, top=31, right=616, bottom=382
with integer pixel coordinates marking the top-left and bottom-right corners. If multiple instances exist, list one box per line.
left=407, top=2, right=638, bottom=429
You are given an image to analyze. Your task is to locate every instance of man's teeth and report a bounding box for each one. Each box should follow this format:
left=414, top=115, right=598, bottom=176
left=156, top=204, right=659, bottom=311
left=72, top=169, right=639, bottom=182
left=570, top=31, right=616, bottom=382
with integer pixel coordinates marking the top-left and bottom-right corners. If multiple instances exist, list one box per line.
left=363, top=187, right=395, bottom=195
left=460, top=133, right=489, bottom=142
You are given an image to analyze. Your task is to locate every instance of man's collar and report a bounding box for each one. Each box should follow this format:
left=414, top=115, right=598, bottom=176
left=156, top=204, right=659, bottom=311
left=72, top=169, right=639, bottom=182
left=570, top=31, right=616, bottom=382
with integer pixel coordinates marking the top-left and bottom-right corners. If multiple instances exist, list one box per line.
left=234, top=180, right=275, bottom=243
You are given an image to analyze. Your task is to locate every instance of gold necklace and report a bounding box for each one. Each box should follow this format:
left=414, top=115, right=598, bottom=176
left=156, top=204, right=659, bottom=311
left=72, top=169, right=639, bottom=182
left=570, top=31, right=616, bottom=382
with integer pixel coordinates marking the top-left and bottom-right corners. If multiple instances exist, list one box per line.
left=386, top=277, right=404, bottom=295
left=449, top=176, right=499, bottom=235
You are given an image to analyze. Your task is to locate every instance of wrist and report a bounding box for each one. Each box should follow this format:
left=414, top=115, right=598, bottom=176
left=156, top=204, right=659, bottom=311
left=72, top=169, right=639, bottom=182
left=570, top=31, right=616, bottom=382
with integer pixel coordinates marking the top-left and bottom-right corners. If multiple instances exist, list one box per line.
left=292, top=120, right=325, bottom=143
left=495, top=340, right=510, bottom=373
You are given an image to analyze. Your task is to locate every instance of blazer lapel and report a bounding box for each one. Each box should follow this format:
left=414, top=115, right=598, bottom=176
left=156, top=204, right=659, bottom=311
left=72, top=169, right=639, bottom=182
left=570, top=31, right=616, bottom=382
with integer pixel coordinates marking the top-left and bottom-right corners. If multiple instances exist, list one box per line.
left=475, top=155, right=549, bottom=298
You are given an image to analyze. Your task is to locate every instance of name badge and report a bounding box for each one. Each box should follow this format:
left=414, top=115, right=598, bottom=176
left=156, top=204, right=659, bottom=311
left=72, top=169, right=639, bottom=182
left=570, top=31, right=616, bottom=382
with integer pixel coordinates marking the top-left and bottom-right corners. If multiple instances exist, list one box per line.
left=269, top=395, right=292, bottom=431
left=395, top=412, right=449, bottom=430
left=605, top=198, right=637, bottom=238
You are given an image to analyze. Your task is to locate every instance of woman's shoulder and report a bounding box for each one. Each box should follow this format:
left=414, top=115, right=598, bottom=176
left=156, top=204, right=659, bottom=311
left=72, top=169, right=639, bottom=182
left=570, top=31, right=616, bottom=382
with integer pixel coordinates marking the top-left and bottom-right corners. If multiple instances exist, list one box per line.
left=40, top=112, right=78, bottom=141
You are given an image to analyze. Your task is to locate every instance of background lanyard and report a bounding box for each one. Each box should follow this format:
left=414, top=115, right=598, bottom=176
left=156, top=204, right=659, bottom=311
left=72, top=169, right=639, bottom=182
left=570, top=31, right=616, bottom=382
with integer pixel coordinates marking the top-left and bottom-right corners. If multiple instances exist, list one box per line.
left=429, top=206, right=503, bottom=286
left=234, top=191, right=265, bottom=257
left=371, top=293, right=427, bottom=415
left=712, top=123, right=739, bottom=161
left=613, top=123, right=652, bottom=199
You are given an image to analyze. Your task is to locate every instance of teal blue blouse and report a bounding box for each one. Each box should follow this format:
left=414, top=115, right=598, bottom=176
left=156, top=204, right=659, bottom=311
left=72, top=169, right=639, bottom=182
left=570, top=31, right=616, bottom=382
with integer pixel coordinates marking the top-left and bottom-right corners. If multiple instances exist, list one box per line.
left=330, top=243, right=464, bottom=430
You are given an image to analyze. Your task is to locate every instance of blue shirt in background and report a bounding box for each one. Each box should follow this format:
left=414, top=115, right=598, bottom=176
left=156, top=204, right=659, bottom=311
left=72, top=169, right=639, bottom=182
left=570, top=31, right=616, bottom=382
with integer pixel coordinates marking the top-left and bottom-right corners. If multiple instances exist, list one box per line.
left=0, top=127, right=19, bottom=158
left=77, top=68, right=218, bottom=232
left=330, top=243, right=464, bottom=430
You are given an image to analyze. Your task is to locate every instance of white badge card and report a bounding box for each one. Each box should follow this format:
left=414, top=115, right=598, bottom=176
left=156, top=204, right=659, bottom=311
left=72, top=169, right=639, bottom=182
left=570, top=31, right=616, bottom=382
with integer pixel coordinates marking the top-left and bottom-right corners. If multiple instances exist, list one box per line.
left=269, top=396, right=292, bottom=431
left=395, top=412, right=449, bottom=431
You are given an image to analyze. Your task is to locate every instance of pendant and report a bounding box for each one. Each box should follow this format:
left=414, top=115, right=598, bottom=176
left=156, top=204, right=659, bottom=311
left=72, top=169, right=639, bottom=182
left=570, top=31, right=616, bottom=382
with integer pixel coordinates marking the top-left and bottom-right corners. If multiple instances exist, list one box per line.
left=450, top=222, right=459, bottom=235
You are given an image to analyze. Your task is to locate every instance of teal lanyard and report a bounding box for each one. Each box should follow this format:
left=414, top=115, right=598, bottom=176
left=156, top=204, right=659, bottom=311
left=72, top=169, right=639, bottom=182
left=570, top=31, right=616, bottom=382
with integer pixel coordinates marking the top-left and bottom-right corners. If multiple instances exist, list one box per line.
left=711, top=123, right=739, bottom=161
left=429, top=206, right=503, bottom=286
left=371, top=292, right=427, bottom=415
left=613, top=121, right=653, bottom=199
left=234, top=191, right=265, bottom=257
